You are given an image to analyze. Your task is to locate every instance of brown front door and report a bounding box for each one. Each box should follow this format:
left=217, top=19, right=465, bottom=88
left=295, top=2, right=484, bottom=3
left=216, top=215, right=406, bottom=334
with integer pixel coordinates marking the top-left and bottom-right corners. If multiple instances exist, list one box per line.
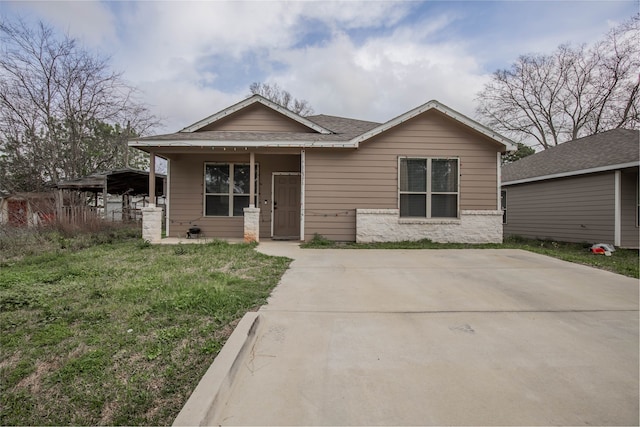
left=273, top=174, right=300, bottom=239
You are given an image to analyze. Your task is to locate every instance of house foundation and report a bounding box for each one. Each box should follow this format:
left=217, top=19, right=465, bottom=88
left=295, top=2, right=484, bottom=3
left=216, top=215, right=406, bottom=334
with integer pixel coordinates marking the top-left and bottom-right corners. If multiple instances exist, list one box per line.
left=356, top=209, right=503, bottom=244
left=142, top=206, right=163, bottom=243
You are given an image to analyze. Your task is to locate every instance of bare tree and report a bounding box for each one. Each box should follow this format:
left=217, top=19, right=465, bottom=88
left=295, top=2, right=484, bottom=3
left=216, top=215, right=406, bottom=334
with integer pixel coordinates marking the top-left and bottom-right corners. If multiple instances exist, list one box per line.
left=249, top=82, right=314, bottom=116
left=476, top=14, right=639, bottom=149
left=0, top=19, right=157, bottom=192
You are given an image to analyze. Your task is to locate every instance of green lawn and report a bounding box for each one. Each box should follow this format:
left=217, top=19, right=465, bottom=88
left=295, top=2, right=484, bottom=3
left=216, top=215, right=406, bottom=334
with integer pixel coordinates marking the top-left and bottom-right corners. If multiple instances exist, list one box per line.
left=1, top=229, right=636, bottom=425
left=301, top=234, right=639, bottom=279
left=0, top=239, right=290, bottom=425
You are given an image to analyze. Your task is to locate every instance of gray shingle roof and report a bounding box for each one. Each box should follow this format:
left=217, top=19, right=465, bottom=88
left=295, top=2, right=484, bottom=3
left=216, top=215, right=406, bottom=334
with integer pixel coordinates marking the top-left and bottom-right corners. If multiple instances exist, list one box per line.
left=306, top=114, right=380, bottom=135
left=136, top=115, right=379, bottom=143
left=131, top=99, right=515, bottom=150
left=502, top=129, right=639, bottom=184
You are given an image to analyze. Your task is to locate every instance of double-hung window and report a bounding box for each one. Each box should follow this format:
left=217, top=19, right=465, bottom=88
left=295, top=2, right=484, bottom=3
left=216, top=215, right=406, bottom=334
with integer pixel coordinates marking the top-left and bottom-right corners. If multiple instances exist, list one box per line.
left=399, top=157, right=459, bottom=218
left=204, top=163, right=257, bottom=216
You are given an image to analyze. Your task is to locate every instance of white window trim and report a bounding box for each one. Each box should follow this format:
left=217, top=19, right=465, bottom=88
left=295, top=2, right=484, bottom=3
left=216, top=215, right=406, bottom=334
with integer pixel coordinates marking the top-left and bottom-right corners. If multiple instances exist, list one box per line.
left=397, top=157, right=460, bottom=219
left=203, top=162, right=259, bottom=217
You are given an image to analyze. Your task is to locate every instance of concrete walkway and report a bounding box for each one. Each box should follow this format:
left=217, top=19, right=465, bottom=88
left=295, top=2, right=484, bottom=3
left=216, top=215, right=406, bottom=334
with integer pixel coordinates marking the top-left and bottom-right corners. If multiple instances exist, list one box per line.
left=174, top=242, right=639, bottom=426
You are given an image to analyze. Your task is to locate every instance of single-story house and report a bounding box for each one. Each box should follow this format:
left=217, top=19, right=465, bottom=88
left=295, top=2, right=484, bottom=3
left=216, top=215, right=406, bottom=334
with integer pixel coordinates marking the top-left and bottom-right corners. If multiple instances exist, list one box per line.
left=502, top=129, right=639, bottom=248
left=129, top=95, right=515, bottom=243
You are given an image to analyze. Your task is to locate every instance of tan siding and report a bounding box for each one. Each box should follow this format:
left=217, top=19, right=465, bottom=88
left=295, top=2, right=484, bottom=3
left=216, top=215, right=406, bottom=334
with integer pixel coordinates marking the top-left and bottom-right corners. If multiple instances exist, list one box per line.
left=167, top=153, right=300, bottom=238
left=304, top=110, right=501, bottom=241
left=197, top=104, right=314, bottom=133
left=620, top=168, right=639, bottom=248
left=503, top=173, right=615, bottom=244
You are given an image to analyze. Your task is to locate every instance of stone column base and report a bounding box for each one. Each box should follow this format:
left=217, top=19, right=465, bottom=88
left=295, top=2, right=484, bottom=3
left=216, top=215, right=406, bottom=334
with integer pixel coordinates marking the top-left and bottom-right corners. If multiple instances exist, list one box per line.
left=243, top=207, right=260, bottom=243
left=142, top=207, right=163, bottom=243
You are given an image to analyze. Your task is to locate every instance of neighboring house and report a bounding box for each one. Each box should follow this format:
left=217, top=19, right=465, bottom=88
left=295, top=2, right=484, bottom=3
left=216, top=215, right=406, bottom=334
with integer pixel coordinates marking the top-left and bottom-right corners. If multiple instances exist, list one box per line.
left=502, top=129, right=639, bottom=248
left=129, top=95, right=515, bottom=243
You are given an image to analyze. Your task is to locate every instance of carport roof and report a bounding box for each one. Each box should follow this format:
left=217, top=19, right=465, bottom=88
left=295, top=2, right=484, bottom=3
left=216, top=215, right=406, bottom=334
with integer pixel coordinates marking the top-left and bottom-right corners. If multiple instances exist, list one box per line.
left=55, top=168, right=166, bottom=196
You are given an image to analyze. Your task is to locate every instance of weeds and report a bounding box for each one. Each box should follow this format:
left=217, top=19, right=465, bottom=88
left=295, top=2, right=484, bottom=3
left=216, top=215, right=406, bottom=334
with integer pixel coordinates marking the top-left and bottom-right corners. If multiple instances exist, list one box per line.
left=0, top=239, right=291, bottom=425
left=0, top=221, right=141, bottom=264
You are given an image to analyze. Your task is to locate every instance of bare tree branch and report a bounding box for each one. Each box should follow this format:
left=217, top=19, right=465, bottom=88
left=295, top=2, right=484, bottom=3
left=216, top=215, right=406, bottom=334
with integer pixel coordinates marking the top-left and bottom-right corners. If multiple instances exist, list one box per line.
left=0, top=19, right=159, bottom=192
left=476, top=14, right=639, bottom=149
left=248, top=82, right=315, bottom=116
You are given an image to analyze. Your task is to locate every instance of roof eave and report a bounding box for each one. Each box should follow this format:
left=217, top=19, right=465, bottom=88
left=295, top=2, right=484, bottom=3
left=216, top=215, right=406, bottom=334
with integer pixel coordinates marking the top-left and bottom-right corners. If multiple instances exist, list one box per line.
left=129, top=140, right=354, bottom=149
left=179, top=95, right=333, bottom=135
left=502, top=161, right=640, bottom=186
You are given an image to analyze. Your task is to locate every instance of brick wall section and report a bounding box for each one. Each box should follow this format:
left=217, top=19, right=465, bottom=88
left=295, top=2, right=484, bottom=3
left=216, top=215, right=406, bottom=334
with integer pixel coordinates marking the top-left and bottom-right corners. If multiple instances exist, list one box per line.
left=356, top=209, right=503, bottom=244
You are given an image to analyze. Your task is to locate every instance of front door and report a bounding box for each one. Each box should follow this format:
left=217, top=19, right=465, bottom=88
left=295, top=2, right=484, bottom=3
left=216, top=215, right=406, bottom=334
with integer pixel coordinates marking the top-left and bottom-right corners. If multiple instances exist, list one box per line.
left=273, top=174, right=300, bottom=239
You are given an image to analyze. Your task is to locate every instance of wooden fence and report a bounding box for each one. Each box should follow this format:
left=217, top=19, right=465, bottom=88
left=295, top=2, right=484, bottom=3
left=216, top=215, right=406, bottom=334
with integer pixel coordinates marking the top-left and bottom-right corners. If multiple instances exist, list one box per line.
left=58, top=206, right=100, bottom=225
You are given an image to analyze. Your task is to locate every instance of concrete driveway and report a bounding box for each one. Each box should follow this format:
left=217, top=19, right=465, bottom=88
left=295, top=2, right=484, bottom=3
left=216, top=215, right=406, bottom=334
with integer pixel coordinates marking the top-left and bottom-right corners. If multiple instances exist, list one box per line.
left=175, top=243, right=639, bottom=426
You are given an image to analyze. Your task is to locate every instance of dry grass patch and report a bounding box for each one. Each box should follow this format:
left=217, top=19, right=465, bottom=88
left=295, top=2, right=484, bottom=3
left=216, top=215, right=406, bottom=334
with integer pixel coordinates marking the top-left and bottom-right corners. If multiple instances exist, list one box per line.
left=0, top=239, right=291, bottom=425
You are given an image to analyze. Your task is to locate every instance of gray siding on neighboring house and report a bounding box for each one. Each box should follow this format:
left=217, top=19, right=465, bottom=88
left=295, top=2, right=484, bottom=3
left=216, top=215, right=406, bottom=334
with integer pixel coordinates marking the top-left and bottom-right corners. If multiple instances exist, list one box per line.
left=503, top=172, right=615, bottom=244
left=620, top=168, right=639, bottom=248
left=304, top=110, right=501, bottom=241
left=167, top=153, right=299, bottom=238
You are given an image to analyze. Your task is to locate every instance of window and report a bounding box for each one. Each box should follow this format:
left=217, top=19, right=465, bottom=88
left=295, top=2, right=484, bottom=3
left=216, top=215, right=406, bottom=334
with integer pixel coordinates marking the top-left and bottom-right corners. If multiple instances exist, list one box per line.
left=399, top=158, right=459, bottom=218
left=204, top=163, right=258, bottom=216
left=501, top=190, right=507, bottom=224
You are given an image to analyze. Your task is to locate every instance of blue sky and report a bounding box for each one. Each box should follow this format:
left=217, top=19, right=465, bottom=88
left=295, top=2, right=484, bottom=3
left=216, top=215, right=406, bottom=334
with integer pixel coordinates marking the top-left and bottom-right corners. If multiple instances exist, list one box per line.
left=2, top=1, right=637, bottom=132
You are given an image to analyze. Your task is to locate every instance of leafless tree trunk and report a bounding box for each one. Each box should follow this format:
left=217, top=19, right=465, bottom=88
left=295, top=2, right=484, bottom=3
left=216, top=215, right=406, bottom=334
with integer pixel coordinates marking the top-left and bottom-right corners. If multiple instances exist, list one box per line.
left=476, top=14, right=639, bottom=149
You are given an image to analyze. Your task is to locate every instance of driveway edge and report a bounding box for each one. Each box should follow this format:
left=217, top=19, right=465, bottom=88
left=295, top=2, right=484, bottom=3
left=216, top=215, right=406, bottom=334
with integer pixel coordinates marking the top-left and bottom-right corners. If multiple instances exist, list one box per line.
left=173, top=312, right=261, bottom=426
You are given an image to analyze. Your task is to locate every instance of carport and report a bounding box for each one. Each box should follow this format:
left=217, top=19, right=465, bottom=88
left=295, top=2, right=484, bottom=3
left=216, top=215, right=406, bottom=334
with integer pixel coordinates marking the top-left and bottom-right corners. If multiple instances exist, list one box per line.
left=54, top=168, right=166, bottom=222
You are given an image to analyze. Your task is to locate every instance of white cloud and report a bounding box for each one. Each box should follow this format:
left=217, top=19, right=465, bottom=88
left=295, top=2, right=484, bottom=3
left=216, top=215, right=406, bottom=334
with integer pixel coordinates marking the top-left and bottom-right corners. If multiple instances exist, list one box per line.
left=267, top=28, right=487, bottom=122
left=3, top=0, right=637, bottom=132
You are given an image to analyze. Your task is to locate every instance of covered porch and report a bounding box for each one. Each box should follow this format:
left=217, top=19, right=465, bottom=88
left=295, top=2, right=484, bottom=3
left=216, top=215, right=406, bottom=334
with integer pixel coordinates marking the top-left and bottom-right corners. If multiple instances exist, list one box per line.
left=141, top=148, right=306, bottom=243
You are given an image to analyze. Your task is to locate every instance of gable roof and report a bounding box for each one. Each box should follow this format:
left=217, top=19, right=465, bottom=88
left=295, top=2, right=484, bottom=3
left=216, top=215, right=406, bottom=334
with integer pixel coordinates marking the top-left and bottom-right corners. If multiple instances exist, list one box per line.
left=502, top=129, right=640, bottom=186
left=351, top=100, right=516, bottom=151
left=180, top=95, right=333, bottom=135
left=130, top=98, right=515, bottom=151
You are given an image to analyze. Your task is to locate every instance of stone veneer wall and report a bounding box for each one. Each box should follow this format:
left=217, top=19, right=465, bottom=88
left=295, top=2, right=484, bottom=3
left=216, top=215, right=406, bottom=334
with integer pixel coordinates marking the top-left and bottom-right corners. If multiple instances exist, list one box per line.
left=356, top=209, right=503, bottom=244
left=243, top=207, right=260, bottom=243
left=142, top=207, right=164, bottom=243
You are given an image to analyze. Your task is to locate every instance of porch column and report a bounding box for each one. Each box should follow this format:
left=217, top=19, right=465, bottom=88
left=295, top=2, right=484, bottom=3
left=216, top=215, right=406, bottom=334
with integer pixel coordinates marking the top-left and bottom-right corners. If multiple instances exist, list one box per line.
left=243, top=152, right=259, bottom=242
left=142, top=150, right=162, bottom=243
left=249, top=151, right=255, bottom=207
left=149, top=151, right=156, bottom=207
